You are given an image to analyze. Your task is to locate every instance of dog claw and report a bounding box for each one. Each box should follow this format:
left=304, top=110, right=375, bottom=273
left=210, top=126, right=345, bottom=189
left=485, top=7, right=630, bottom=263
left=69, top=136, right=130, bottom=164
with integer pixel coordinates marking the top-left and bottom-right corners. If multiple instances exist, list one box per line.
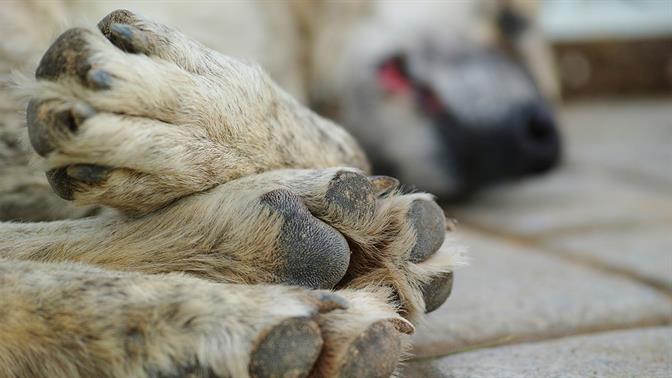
left=46, top=168, right=74, bottom=200
left=368, top=175, right=399, bottom=195
left=87, top=69, right=113, bottom=90
left=312, top=292, right=349, bottom=313
left=109, top=23, right=150, bottom=54
left=388, top=317, right=415, bottom=335
left=66, top=164, right=111, bottom=184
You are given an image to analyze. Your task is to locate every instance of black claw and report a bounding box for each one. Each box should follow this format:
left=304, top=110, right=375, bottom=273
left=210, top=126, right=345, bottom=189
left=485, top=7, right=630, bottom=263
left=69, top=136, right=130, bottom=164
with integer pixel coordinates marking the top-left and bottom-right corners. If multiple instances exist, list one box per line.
left=108, top=23, right=150, bottom=54
left=408, top=199, right=446, bottom=263
left=249, top=317, right=322, bottom=378
left=389, top=317, right=415, bottom=335
left=368, top=175, right=399, bottom=195
left=66, top=164, right=111, bottom=184
left=98, top=10, right=139, bottom=37
left=87, top=69, right=112, bottom=90
left=46, top=168, right=74, bottom=200
left=314, top=292, right=349, bottom=312
left=70, top=102, right=96, bottom=127
left=110, top=23, right=134, bottom=41
left=421, top=271, right=454, bottom=313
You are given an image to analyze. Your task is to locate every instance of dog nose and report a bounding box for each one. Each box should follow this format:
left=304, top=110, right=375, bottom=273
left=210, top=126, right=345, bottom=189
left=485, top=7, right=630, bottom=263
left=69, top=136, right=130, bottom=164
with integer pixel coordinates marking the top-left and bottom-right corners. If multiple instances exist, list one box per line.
left=514, top=103, right=561, bottom=173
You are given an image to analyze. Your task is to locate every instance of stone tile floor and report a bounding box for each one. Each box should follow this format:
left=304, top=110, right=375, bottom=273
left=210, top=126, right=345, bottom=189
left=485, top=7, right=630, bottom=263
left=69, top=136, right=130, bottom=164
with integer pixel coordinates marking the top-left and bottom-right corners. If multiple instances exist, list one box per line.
left=407, top=99, right=672, bottom=377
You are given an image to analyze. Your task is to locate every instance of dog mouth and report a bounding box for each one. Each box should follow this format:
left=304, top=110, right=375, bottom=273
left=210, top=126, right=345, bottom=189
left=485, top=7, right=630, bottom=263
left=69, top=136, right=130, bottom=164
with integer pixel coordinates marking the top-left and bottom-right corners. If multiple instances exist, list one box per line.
left=377, top=55, right=445, bottom=117
left=377, top=56, right=412, bottom=95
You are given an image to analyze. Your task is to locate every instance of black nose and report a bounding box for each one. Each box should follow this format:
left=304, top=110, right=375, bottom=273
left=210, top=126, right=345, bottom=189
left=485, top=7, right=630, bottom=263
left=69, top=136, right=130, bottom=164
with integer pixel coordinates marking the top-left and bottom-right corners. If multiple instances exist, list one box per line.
left=514, top=103, right=561, bottom=174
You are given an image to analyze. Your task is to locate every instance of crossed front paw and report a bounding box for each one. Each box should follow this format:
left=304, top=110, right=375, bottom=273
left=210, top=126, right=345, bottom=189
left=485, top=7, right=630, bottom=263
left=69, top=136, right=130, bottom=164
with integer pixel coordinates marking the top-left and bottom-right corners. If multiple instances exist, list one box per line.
left=26, top=10, right=365, bottom=213
left=97, top=168, right=462, bottom=321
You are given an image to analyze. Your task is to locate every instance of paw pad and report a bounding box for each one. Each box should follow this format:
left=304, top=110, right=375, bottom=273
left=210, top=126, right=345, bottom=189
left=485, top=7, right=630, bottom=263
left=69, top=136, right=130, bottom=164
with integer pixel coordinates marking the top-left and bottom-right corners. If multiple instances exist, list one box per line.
left=325, top=171, right=376, bottom=220
left=36, top=28, right=95, bottom=85
left=261, top=189, right=350, bottom=289
left=26, top=100, right=94, bottom=157
left=408, top=199, right=446, bottom=263
left=421, top=271, right=454, bottom=313
left=249, top=317, right=322, bottom=378
left=338, top=320, right=401, bottom=378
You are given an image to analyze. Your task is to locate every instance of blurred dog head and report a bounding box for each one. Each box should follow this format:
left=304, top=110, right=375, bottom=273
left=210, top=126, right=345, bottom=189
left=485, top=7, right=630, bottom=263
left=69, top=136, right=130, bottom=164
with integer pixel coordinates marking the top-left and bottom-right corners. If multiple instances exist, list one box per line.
left=313, top=0, right=562, bottom=200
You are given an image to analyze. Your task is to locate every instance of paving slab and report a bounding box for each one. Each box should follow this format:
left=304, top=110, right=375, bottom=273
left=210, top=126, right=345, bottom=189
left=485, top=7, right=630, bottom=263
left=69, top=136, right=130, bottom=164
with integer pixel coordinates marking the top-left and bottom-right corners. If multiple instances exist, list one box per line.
left=449, top=166, right=672, bottom=238
left=404, top=326, right=672, bottom=378
left=545, top=224, right=672, bottom=291
left=411, top=229, right=672, bottom=358
left=561, top=99, right=672, bottom=188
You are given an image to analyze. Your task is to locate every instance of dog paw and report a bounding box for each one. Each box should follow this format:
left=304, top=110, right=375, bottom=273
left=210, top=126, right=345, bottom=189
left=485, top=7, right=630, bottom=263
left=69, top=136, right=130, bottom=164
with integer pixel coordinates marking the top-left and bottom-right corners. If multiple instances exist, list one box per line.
left=214, top=168, right=463, bottom=321
left=110, top=167, right=461, bottom=319
left=312, top=288, right=414, bottom=378
left=11, top=260, right=413, bottom=378
left=247, top=287, right=412, bottom=378
left=27, top=10, right=365, bottom=213
left=247, top=288, right=412, bottom=378
left=281, top=168, right=461, bottom=321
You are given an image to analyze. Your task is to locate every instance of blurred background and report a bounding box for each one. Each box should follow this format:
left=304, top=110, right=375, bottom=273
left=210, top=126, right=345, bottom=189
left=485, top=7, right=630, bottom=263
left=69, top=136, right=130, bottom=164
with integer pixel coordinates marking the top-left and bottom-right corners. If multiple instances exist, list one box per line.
left=407, top=1, right=672, bottom=376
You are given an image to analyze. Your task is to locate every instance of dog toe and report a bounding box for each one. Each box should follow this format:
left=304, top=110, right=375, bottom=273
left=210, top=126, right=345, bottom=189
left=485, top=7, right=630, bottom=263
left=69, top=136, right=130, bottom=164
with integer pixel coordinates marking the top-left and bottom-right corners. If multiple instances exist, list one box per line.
left=421, top=271, right=454, bottom=313
left=249, top=317, right=322, bottom=378
left=337, top=320, right=402, bottom=378
left=408, top=199, right=446, bottom=263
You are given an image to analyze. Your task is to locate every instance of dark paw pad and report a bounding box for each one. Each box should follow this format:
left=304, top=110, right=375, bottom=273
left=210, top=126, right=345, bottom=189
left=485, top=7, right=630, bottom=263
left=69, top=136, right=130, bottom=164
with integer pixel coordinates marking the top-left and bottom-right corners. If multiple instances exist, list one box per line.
left=36, top=28, right=96, bottom=86
left=407, top=199, right=446, bottom=263
left=261, top=189, right=350, bottom=290
left=249, top=317, right=322, bottom=378
left=338, top=320, right=401, bottom=378
left=325, top=171, right=376, bottom=219
left=421, top=271, right=453, bottom=313
left=26, top=100, right=94, bottom=157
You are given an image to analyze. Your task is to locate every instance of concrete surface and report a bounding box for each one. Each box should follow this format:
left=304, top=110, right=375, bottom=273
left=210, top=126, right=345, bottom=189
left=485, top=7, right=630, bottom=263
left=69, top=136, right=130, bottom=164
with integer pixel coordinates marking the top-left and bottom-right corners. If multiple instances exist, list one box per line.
left=405, top=327, right=672, bottom=378
left=409, top=98, right=672, bottom=377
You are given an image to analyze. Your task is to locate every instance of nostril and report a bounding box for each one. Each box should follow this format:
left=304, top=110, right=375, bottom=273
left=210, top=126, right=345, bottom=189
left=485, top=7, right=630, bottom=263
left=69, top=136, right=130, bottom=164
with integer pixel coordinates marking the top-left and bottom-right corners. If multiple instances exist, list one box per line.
left=520, top=106, right=557, bottom=145
left=515, top=105, right=561, bottom=173
left=525, top=111, right=555, bottom=144
left=515, top=105, right=559, bottom=150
